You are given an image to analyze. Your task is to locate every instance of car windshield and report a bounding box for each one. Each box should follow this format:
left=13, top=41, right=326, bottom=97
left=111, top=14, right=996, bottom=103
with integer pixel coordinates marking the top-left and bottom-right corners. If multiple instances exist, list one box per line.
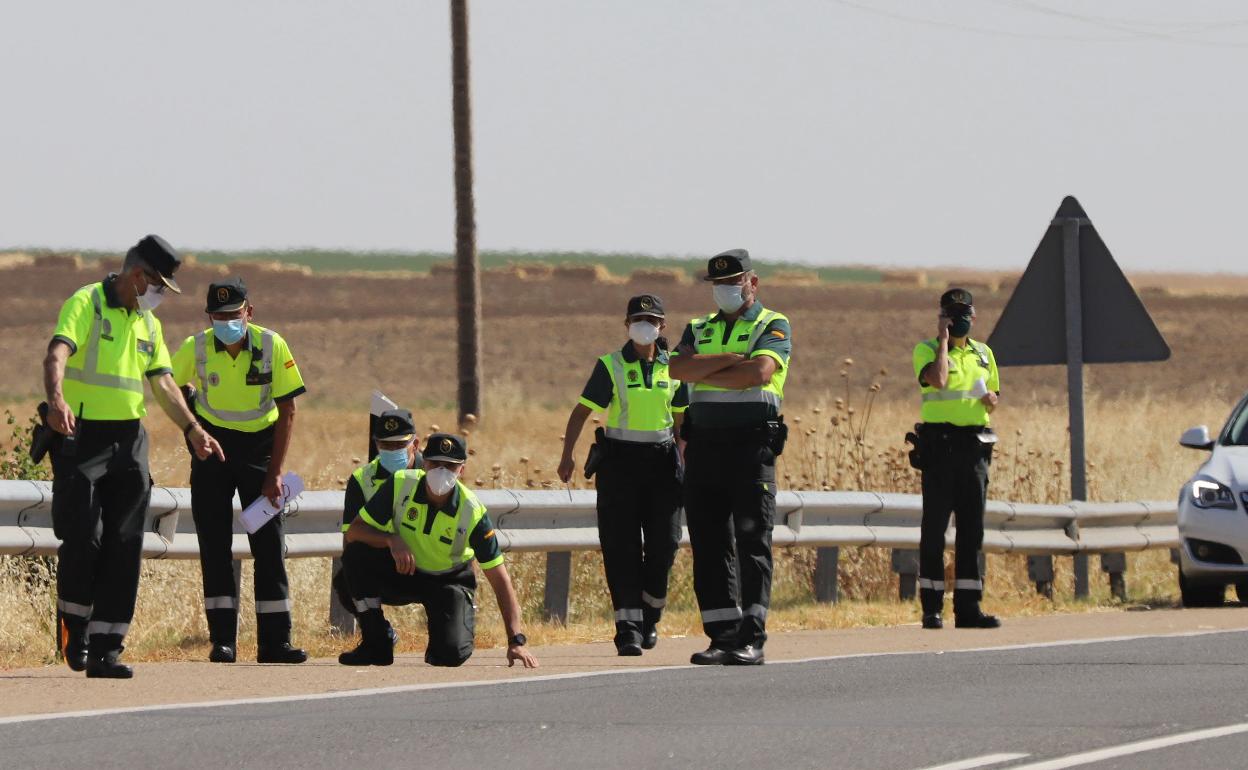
left=1222, top=395, right=1248, bottom=446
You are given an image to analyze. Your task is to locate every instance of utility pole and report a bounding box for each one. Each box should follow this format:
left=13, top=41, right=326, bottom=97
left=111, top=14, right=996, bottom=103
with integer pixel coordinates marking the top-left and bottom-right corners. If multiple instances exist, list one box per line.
left=450, top=0, right=482, bottom=426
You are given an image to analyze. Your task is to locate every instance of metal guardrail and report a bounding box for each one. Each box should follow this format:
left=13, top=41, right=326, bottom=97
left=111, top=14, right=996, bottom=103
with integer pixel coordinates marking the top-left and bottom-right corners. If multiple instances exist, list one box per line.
left=0, top=480, right=1178, bottom=559
left=0, top=479, right=1178, bottom=625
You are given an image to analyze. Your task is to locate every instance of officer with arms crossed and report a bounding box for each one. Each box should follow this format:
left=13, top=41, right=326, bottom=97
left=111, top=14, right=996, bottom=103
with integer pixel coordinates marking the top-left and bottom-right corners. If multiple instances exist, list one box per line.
left=557, top=294, right=687, bottom=656
left=913, top=288, right=1001, bottom=630
left=43, top=235, right=224, bottom=678
left=171, top=278, right=308, bottom=663
left=331, top=407, right=422, bottom=644
left=669, top=249, right=792, bottom=666
left=338, top=433, right=538, bottom=669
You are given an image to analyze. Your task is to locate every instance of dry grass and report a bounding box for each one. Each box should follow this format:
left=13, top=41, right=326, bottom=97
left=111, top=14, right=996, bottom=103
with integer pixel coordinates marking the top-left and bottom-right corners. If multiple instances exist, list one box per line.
left=1, top=265, right=1242, bottom=668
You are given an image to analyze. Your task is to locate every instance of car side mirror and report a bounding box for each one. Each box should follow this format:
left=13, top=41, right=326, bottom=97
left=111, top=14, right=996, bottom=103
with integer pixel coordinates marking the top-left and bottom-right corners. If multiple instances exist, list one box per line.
left=1180, top=425, right=1214, bottom=451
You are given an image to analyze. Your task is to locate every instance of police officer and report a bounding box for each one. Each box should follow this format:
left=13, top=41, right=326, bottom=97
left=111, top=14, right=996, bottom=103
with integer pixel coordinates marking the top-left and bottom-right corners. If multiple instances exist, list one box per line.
left=670, top=249, right=792, bottom=666
left=338, top=433, right=538, bottom=669
left=171, top=277, right=308, bottom=663
left=43, top=235, right=224, bottom=678
left=913, top=288, right=1001, bottom=630
left=330, top=407, right=422, bottom=638
left=557, top=294, right=687, bottom=656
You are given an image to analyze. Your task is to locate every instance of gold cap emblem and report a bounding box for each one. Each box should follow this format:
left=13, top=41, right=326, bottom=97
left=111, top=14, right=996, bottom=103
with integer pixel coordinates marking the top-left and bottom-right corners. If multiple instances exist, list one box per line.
left=639, top=296, right=654, bottom=310
left=383, top=418, right=398, bottom=432
left=217, top=287, right=230, bottom=303
left=715, top=257, right=728, bottom=271
left=440, top=438, right=454, bottom=454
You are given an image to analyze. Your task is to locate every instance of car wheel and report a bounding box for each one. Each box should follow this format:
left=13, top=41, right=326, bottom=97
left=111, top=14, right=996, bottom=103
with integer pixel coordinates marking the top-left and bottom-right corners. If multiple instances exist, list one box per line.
left=1179, top=569, right=1225, bottom=607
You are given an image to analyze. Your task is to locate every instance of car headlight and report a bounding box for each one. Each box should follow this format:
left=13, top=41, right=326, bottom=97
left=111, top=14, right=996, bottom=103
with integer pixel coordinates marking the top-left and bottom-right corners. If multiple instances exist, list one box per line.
left=1191, top=478, right=1238, bottom=510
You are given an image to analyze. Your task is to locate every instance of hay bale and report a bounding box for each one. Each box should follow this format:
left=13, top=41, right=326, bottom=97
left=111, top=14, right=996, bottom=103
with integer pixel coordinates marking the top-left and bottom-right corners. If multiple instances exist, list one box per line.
left=552, top=263, right=614, bottom=282
left=34, top=253, right=83, bottom=270
left=768, top=269, right=821, bottom=286
left=0, top=252, right=35, bottom=270
left=226, top=260, right=313, bottom=276
left=946, top=279, right=1000, bottom=294
left=630, top=267, right=691, bottom=285
left=513, top=262, right=554, bottom=280
left=429, top=261, right=456, bottom=277
left=881, top=269, right=926, bottom=287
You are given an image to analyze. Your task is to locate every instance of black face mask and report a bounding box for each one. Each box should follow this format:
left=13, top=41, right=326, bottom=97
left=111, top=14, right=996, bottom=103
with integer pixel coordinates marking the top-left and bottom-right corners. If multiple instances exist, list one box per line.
left=949, top=315, right=972, bottom=337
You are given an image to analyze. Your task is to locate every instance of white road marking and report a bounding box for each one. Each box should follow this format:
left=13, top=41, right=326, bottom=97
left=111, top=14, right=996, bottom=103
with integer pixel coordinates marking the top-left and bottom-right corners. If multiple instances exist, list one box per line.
left=1011, top=722, right=1248, bottom=769
left=0, top=625, right=1245, bottom=726
left=914, top=752, right=1030, bottom=770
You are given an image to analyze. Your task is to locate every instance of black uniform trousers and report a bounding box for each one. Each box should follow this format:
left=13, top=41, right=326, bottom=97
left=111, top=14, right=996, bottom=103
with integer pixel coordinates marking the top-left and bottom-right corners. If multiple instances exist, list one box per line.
left=190, top=422, right=292, bottom=647
left=595, top=440, right=682, bottom=645
left=51, top=419, right=151, bottom=656
left=918, top=424, right=992, bottom=617
left=684, top=434, right=777, bottom=650
left=342, top=541, right=476, bottom=667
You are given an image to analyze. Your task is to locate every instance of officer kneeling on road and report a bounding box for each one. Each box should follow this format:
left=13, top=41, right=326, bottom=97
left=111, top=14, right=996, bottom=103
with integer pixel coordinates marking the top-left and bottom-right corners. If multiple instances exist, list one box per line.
left=912, top=288, right=1001, bottom=630
left=331, top=407, right=423, bottom=648
left=557, top=293, right=687, bottom=656
left=171, top=278, right=309, bottom=664
left=338, top=433, right=538, bottom=668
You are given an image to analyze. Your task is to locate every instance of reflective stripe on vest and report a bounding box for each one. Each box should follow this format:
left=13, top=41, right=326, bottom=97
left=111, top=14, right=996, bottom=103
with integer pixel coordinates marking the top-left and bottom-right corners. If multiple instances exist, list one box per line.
left=393, top=474, right=481, bottom=572
left=63, top=285, right=154, bottom=394
left=602, top=351, right=676, bottom=444
left=193, top=328, right=276, bottom=422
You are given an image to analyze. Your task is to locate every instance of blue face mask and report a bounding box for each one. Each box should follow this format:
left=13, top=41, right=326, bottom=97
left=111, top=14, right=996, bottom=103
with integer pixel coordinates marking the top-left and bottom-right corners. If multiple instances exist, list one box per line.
left=378, top=448, right=410, bottom=473
left=213, top=318, right=247, bottom=345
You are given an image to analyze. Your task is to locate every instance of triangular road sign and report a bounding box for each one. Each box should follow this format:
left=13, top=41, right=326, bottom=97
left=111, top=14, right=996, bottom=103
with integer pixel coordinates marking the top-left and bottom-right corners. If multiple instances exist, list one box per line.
left=989, top=196, right=1170, bottom=366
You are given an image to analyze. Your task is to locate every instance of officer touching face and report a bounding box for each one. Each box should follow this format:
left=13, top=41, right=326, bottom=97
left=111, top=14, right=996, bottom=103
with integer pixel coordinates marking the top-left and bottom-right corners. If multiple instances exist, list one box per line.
left=171, top=277, right=309, bottom=664
left=558, top=294, right=687, bottom=656
left=339, top=434, right=538, bottom=669
left=43, top=235, right=224, bottom=678
left=669, top=249, right=793, bottom=666
left=913, top=288, right=1001, bottom=630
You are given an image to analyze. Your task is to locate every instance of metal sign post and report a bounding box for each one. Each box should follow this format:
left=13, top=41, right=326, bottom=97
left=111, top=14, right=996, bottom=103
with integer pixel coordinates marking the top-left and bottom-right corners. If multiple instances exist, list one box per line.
left=1060, top=214, right=1090, bottom=596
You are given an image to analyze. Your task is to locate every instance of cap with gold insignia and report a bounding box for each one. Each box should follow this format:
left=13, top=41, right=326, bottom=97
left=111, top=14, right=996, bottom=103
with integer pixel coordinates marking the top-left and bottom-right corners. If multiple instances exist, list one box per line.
left=940, top=287, right=974, bottom=313
left=206, top=277, right=248, bottom=313
left=703, top=248, right=752, bottom=282
left=373, top=408, right=416, bottom=443
left=626, top=293, right=665, bottom=319
left=129, top=234, right=183, bottom=294
left=423, top=433, right=468, bottom=464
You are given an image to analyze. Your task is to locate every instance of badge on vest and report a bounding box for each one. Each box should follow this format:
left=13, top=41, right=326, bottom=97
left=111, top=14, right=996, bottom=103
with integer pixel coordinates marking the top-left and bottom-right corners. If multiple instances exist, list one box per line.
left=627, top=370, right=639, bottom=383
left=136, top=339, right=155, bottom=356
left=245, top=370, right=273, bottom=386
left=208, top=372, right=221, bottom=387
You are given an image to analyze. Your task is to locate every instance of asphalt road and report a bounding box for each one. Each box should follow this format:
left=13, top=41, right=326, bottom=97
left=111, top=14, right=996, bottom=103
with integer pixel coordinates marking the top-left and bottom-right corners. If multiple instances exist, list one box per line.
left=4, top=630, right=1248, bottom=770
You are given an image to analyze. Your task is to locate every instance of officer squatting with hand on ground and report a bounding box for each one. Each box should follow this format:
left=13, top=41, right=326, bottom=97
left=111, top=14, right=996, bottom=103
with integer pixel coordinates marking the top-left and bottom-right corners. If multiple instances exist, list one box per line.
left=912, top=288, right=1002, bottom=630
left=171, top=277, right=309, bottom=664
left=338, top=433, right=538, bottom=668
left=43, top=235, right=224, bottom=678
left=331, top=407, right=423, bottom=651
left=558, top=293, right=687, bottom=656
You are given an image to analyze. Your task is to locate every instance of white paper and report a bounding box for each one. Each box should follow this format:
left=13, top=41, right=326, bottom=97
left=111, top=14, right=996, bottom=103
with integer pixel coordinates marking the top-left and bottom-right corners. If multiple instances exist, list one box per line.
left=969, top=378, right=989, bottom=399
left=239, top=471, right=304, bottom=534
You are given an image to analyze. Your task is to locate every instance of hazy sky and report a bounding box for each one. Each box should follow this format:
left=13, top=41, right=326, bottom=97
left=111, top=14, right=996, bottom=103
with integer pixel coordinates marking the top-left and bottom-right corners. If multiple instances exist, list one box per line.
left=4, top=1, right=1248, bottom=271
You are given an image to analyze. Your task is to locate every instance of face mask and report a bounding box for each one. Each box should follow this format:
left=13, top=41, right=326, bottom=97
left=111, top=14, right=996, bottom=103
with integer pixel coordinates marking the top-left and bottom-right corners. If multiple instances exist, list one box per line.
left=949, top=315, right=973, bottom=337
left=135, top=278, right=164, bottom=312
left=713, top=283, right=746, bottom=314
left=213, top=318, right=247, bottom=345
left=426, top=467, right=458, bottom=497
left=377, top=447, right=409, bottom=473
left=628, top=321, right=660, bottom=346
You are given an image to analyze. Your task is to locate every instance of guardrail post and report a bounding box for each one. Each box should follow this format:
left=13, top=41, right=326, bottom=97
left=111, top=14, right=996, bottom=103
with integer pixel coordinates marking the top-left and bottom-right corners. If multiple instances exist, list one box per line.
left=891, top=549, right=919, bottom=601
left=1101, top=552, right=1127, bottom=601
left=543, top=551, right=572, bottom=625
left=814, top=546, right=839, bottom=604
left=1027, top=555, right=1054, bottom=599
left=328, top=557, right=355, bottom=634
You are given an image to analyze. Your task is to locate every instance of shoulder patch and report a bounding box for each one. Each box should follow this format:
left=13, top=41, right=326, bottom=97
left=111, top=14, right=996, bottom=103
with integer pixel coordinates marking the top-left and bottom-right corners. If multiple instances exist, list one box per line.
left=770, top=329, right=786, bottom=339
left=284, top=359, right=296, bottom=369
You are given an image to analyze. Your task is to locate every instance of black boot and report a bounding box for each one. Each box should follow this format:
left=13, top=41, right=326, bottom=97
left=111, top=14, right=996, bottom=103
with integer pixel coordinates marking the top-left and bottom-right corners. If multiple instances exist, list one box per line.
left=339, top=610, right=394, bottom=666
left=59, top=614, right=88, bottom=672
left=690, top=646, right=734, bottom=665
left=954, top=590, right=1000, bottom=629
left=257, top=642, right=308, bottom=664
left=86, top=649, right=133, bottom=679
left=641, top=622, right=659, bottom=650
left=209, top=644, right=236, bottom=663
left=614, top=621, right=643, bottom=657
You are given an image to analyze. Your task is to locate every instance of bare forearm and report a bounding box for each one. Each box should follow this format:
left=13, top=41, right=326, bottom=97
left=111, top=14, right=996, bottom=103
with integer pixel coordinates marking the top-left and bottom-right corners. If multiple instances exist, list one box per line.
left=345, top=518, right=392, bottom=548
left=269, top=403, right=296, bottom=476
left=485, top=565, right=523, bottom=637
left=561, top=405, right=591, bottom=460
left=699, top=357, right=775, bottom=389
left=43, top=347, right=67, bottom=403
left=669, top=353, right=742, bottom=382
left=151, top=374, right=195, bottom=429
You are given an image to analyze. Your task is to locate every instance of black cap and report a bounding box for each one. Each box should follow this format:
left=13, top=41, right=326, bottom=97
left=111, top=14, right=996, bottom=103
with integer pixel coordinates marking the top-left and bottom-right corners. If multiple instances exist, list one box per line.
left=940, top=287, right=974, bottom=311
left=374, top=408, right=416, bottom=443
left=206, top=277, right=248, bottom=313
left=423, top=433, right=468, bottom=464
left=129, top=234, right=182, bottom=294
left=626, top=294, right=665, bottom=318
left=703, top=248, right=752, bottom=282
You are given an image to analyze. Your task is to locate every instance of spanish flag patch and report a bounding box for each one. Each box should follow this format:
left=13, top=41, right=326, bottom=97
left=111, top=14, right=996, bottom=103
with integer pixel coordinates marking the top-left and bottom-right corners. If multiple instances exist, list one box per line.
left=484, top=529, right=496, bottom=540
left=770, top=330, right=786, bottom=339
left=284, top=359, right=296, bottom=369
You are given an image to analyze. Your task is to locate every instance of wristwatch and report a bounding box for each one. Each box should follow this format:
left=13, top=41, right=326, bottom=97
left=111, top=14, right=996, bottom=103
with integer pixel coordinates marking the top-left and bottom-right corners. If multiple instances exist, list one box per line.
left=508, top=633, right=527, bottom=647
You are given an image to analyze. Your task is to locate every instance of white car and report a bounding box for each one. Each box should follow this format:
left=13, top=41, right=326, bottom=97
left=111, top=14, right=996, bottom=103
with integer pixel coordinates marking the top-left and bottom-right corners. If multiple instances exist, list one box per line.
left=1177, top=396, right=1248, bottom=606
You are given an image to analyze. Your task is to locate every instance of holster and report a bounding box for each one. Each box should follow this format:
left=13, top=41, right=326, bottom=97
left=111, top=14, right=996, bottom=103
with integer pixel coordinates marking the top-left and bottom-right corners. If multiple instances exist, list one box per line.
left=765, top=417, right=788, bottom=457
left=904, top=424, right=924, bottom=470
left=583, top=427, right=607, bottom=479
left=29, top=402, right=56, bottom=464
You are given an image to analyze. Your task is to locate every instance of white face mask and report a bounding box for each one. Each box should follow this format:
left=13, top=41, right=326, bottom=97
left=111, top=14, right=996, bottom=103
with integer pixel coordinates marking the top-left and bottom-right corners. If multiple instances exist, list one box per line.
left=134, top=275, right=165, bottom=312
left=713, top=283, right=746, bottom=314
left=628, top=321, right=660, bottom=346
left=426, top=467, right=459, bottom=497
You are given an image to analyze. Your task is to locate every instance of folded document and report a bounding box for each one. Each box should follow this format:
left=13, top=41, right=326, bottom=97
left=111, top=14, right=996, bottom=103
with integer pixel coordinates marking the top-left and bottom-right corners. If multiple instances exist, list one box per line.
left=239, top=471, right=304, bottom=534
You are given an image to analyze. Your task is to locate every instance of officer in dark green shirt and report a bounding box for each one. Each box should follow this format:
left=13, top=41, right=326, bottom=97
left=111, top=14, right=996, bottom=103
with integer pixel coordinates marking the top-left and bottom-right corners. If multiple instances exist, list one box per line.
left=670, top=249, right=793, bottom=666
left=338, top=434, right=538, bottom=668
